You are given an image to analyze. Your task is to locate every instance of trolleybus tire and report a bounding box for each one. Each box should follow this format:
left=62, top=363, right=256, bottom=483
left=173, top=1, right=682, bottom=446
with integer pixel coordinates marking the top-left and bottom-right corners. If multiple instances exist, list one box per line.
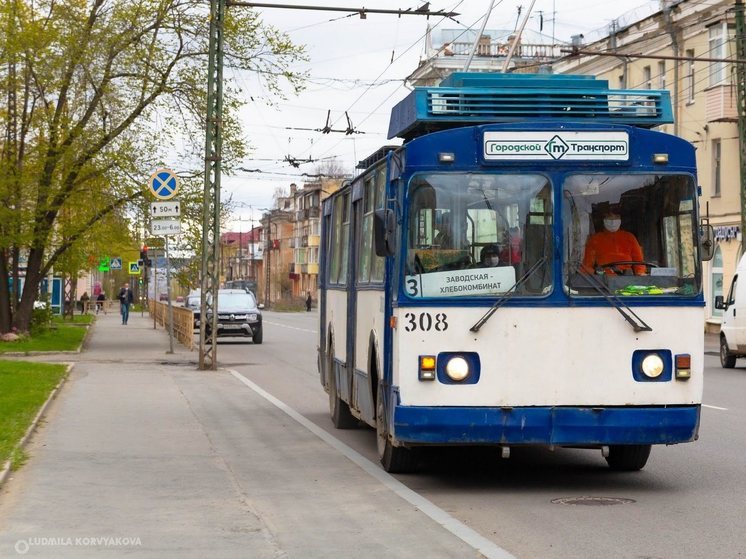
left=720, top=336, right=736, bottom=368
left=376, top=382, right=418, bottom=473
left=328, top=348, right=357, bottom=429
left=605, top=444, right=651, bottom=471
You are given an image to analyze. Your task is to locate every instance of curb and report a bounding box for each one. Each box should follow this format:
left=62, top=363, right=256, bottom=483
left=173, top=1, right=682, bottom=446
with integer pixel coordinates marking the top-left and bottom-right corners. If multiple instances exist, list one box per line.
left=0, top=362, right=74, bottom=489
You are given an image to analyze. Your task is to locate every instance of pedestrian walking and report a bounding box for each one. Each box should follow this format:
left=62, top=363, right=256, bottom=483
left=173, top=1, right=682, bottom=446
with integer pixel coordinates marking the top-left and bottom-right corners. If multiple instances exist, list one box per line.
left=96, top=292, right=106, bottom=314
left=305, top=292, right=312, bottom=312
left=118, top=283, right=134, bottom=325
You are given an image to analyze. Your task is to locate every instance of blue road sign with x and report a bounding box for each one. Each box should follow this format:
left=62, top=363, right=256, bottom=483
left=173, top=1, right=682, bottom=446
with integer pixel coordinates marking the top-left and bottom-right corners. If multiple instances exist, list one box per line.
left=148, top=169, right=180, bottom=200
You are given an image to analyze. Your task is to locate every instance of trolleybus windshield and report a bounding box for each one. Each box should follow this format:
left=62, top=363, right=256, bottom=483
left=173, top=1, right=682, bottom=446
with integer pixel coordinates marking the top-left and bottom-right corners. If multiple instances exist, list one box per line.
left=405, top=173, right=552, bottom=299
left=563, top=174, right=701, bottom=297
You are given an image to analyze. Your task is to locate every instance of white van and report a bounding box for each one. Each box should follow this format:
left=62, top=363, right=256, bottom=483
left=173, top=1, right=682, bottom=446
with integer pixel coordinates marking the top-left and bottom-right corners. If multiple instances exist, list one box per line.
left=716, top=253, right=746, bottom=368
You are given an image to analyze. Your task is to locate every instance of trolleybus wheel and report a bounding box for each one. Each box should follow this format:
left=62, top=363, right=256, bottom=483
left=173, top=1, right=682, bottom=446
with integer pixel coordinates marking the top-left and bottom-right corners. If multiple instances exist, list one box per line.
left=720, top=336, right=736, bottom=369
left=605, top=444, right=651, bottom=471
left=328, top=348, right=357, bottom=429
left=376, top=382, right=418, bottom=473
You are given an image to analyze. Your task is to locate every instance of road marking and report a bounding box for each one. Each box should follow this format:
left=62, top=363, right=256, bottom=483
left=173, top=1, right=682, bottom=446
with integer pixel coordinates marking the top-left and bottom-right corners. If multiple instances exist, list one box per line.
left=228, top=369, right=515, bottom=559
left=263, top=320, right=317, bottom=334
left=703, top=404, right=728, bottom=411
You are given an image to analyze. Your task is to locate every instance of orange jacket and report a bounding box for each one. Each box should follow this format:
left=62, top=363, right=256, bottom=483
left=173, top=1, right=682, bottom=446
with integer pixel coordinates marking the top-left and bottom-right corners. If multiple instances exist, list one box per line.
left=582, top=230, right=645, bottom=275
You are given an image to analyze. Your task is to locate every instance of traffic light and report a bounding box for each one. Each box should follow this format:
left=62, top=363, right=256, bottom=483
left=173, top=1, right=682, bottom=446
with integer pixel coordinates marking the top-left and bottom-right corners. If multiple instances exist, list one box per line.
left=140, top=245, right=148, bottom=261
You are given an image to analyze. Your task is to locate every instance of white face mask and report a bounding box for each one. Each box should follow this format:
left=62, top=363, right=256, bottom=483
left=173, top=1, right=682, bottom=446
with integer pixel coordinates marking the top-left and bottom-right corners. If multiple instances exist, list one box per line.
left=486, top=256, right=500, bottom=266
left=604, top=218, right=621, bottom=232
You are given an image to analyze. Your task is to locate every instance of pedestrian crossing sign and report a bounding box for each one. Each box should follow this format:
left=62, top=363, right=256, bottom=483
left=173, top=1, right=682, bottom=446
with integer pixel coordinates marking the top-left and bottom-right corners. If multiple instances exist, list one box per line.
left=128, top=261, right=141, bottom=275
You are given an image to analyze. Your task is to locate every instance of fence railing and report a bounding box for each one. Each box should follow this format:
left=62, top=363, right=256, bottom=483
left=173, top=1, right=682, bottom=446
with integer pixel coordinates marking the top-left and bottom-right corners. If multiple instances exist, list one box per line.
left=148, top=300, right=195, bottom=351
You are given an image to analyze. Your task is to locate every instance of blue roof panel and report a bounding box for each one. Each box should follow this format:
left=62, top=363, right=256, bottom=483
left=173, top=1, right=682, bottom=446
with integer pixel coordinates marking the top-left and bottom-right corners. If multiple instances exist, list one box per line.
left=389, top=73, right=673, bottom=140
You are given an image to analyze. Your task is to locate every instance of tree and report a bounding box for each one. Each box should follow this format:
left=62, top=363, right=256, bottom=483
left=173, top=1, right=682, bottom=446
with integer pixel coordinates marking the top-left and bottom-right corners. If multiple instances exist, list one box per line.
left=0, top=0, right=306, bottom=333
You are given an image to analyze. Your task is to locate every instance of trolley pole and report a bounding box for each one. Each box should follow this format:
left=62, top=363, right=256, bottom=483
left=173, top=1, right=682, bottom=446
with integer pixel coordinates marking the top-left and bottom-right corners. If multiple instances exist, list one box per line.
left=199, top=0, right=225, bottom=370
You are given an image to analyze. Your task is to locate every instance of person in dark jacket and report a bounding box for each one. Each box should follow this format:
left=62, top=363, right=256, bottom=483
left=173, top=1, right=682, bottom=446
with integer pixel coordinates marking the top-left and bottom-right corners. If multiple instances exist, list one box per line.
left=117, top=283, right=134, bottom=325
left=305, top=292, right=312, bottom=312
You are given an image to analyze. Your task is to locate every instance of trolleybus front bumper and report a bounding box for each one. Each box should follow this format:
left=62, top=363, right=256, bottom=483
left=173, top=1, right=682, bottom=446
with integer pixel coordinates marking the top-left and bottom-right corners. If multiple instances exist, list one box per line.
left=392, top=404, right=700, bottom=446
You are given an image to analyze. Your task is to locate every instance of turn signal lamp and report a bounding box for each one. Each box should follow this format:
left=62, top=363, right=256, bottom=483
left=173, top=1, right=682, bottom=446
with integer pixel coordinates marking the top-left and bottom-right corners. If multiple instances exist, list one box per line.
left=652, top=153, right=669, bottom=164
left=438, top=152, right=455, bottom=163
left=419, top=355, right=436, bottom=381
left=675, top=354, right=691, bottom=380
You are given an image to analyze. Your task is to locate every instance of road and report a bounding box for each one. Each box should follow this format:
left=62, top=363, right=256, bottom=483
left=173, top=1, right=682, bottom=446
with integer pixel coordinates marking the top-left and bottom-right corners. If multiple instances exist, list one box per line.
left=227, top=310, right=746, bottom=559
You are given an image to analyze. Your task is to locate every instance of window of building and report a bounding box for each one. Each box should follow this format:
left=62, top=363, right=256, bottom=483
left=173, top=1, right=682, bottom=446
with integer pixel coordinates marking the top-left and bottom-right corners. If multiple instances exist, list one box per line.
left=658, top=61, right=666, bottom=89
left=713, top=139, right=722, bottom=197
left=686, top=49, right=695, bottom=103
left=709, top=23, right=732, bottom=86
left=643, top=65, right=652, bottom=89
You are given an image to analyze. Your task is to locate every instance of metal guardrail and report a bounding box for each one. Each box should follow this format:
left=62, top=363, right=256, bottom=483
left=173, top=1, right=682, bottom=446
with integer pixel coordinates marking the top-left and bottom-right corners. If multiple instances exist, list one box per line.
left=148, top=301, right=194, bottom=351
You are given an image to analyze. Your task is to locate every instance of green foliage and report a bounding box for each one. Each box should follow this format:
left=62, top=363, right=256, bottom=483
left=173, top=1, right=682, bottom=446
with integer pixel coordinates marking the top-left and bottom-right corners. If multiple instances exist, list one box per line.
left=29, top=305, right=53, bottom=336
left=0, top=361, right=68, bottom=467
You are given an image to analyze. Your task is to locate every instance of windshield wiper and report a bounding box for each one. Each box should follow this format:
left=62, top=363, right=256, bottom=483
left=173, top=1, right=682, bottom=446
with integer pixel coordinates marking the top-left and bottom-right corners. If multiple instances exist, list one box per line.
left=470, top=257, right=547, bottom=333
left=576, top=269, right=652, bottom=333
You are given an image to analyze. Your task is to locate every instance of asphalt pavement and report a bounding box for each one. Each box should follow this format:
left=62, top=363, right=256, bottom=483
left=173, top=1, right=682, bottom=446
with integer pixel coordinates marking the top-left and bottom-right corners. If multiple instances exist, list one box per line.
left=0, top=310, right=487, bottom=559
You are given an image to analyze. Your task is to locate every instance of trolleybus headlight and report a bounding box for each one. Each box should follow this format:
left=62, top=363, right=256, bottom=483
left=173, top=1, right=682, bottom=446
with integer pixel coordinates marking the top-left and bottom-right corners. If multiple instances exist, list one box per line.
left=641, top=354, right=665, bottom=378
left=445, top=356, right=470, bottom=381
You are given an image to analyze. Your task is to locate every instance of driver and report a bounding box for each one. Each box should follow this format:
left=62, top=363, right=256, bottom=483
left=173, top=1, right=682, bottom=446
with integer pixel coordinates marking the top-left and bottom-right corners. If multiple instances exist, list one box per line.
left=581, top=209, right=646, bottom=275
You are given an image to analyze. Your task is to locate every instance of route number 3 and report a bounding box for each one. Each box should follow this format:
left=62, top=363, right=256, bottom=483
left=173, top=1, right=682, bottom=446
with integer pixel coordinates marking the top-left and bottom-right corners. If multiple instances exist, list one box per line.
left=403, top=312, right=448, bottom=332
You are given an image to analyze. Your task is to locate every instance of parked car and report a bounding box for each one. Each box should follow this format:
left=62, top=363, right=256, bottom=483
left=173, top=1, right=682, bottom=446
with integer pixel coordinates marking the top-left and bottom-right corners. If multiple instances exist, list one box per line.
left=204, top=289, right=263, bottom=344
left=159, top=293, right=168, bottom=301
left=716, top=252, right=746, bottom=368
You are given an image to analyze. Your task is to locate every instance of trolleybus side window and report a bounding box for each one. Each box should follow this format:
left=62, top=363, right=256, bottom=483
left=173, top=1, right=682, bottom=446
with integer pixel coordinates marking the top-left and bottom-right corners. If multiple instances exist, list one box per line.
left=370, top=170, right=386, bottom=283
left=563, top=174, right=701, bottom=296
left=405, top=173, right=552, bottom=298
left=357, top=175, right=374, bottom=284
left=356, top=167, right=386, bottom=286
left=328, top=192, right=350, bottom=286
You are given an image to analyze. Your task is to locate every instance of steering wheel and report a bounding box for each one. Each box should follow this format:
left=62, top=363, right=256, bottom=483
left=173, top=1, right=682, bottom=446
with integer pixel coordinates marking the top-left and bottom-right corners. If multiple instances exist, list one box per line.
left=598, top=261, right=658, bottom=275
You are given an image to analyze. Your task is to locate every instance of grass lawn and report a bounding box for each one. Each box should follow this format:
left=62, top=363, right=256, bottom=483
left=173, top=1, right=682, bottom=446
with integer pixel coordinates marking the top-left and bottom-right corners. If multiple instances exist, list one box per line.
left=0, top=360, right=67, bottom=468
left=53, top=314, right=94, bottom=325
left=0, top=324, right=87, bottom=354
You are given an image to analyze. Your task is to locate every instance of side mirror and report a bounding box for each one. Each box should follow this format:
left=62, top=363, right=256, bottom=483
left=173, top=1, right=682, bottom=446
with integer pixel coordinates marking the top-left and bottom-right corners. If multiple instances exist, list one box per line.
left=374, top=208, right=396, bottom=257
left=714, top=295, right=726, bottom=310
left=699, top=223, right=715, bottom=261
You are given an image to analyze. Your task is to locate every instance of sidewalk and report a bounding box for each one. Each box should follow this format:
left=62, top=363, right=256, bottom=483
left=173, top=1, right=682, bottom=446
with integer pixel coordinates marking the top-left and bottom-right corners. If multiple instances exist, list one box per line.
left=0, top=311, right=482, bottom=558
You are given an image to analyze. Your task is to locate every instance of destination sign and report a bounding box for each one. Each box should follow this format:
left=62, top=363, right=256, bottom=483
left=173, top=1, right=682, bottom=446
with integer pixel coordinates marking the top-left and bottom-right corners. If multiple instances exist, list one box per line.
left=405, top=267, right=517, bottom=298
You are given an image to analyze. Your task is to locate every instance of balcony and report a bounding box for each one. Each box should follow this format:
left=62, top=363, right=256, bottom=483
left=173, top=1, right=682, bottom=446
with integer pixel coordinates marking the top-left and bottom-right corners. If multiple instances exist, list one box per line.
left=308, top=207, right=320, bottom=218
left=307, top=235, right=320, bottom=247
left=705, top=84, right=738, bottom=122
left=301, top=263, right=319, bottom=275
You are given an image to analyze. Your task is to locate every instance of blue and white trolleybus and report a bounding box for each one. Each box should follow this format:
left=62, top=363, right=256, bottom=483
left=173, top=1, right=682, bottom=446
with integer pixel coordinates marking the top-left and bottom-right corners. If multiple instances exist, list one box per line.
left=318, top=73, right=714, bottom=472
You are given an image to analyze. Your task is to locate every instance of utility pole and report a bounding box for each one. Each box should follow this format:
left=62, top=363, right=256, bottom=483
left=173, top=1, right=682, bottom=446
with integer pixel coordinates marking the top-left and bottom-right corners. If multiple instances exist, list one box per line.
left=199, top=0, right=225, bottom=370
left=735, top=0, right=746, bottom=239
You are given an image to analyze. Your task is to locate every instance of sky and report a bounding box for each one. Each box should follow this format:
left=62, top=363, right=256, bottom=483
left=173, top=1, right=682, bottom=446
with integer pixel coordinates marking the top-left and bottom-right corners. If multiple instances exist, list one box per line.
left=217, top=0, right=665, bottom=230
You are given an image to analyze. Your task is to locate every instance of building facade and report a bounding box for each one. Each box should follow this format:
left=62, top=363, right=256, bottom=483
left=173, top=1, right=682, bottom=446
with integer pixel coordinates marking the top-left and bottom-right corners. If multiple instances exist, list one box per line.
left=289, top=179, right=344, bottom=301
